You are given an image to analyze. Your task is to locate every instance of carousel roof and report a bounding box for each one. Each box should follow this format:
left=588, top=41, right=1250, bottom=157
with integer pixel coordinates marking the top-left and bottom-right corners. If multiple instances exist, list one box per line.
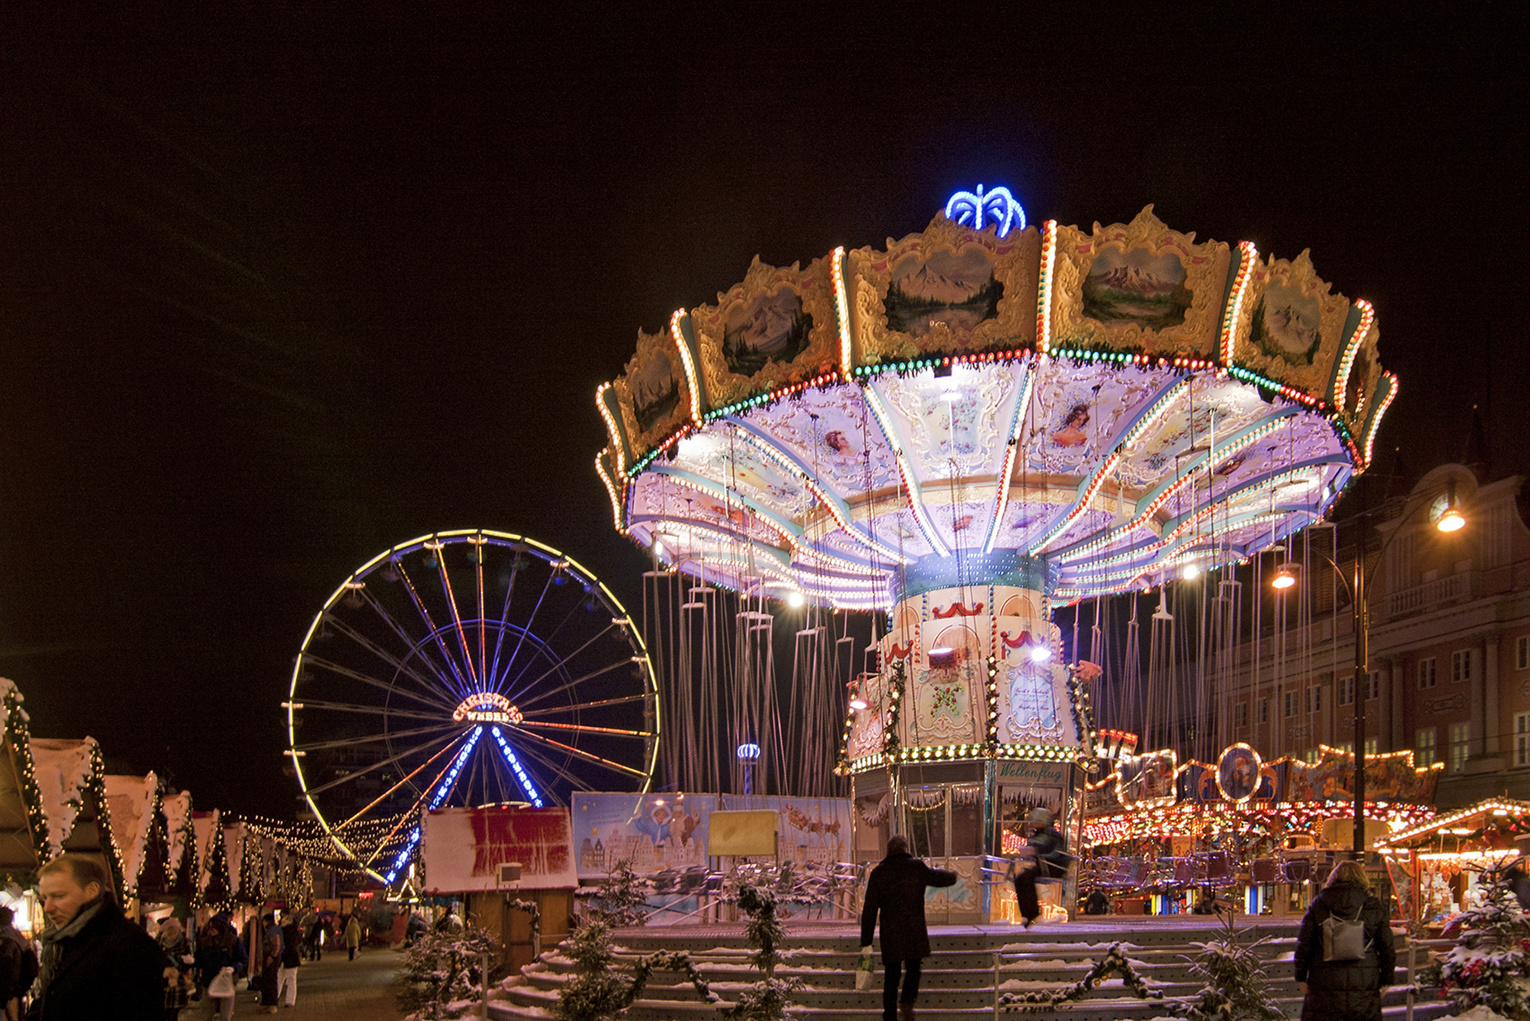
left=597, top=196, right=1394, bottom=608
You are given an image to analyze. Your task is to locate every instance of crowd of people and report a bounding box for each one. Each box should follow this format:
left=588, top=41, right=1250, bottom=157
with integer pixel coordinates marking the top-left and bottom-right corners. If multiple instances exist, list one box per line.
left=0, top=853, right=410, bottom=1020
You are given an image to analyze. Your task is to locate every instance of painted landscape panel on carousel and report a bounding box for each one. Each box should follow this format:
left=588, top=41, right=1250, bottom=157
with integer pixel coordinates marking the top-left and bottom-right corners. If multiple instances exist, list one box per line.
left=1234, top=252, right=1355, bottom=398
left=1081, top=247, right=1191, bottom=330
left=1113, top=377, right=1276, bottom=489
left=691, top=258, right=837, bottom=407
left=884, top=248, right=1003, bottom=337
left=847, top=220, right=1039, bottom=363
left=1048, top=208, right=1230, bottom=357
left=723, top=289, right=813, bottom=375
left=616, top=327, right=693, bottom=456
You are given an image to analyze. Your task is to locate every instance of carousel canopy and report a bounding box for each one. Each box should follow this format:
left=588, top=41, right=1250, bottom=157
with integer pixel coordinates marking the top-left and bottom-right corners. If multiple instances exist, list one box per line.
left=597, top=193, right=1394, bottom=608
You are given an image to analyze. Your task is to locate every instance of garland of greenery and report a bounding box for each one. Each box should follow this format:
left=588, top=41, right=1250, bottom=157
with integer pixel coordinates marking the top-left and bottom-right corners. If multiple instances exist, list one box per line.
left=997, top=942, right=1163, bottom=1013
left=509, top=898, right=541, bottom=940
left=627, top=950, right=717, bottom=1005
left=881, top=659, right=906, bottom=761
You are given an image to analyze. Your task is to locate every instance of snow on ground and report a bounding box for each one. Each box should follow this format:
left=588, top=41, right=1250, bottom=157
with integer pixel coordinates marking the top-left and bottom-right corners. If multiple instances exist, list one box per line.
left=1441, top=1008, right=1514, bottom=1021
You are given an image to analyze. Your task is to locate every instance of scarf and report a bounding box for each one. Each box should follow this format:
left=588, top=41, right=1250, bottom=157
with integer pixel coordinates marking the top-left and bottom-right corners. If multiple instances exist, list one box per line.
left=35, top=897, right=105, bottom=1012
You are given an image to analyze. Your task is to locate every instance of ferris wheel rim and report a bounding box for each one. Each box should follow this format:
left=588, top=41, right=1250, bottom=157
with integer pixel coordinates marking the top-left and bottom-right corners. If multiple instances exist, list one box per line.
left=284, top=529, right=660, bottom=880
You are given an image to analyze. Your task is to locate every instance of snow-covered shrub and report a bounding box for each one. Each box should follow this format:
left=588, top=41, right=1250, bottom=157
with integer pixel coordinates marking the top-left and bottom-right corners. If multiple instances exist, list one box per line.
left=395, top=926, right=500, bottom=1020
left=1426, top=876, right=1530, bottom=1019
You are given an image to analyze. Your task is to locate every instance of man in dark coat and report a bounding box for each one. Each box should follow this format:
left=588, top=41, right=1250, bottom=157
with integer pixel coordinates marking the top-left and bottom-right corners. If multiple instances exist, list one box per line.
left=859, top=835, right=956, bottom=1021
left=28, top=853, right=166, bottom=1021
left=1294, top=859, right=1396, bottom=1021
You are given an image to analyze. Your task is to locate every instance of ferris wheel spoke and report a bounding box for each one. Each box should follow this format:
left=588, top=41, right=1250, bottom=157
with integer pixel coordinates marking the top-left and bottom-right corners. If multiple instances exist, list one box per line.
left=507, top=727, right=649, bottom=780
left=503, top=620, right=619, bottom=700
left=475, top=543, right=488, bottom=690
left=485, top=552, right=524, bottom=692
left=394, top=557, right=476, bottom=696
left=336, top=731, right=470, bottom=832
left=293, top=698, right=448, bottom=723
left=511, top=656, right=634, bottom=713
left=509, top=741, right=591, bottom=801
left=517, top=692, right=650, bottom=717
left=432, top=547, right=483, bottom=689
left=296, top=722, right=461, bottom=753
left=495, top=571, right=556, bottom=694
left=332, top=605, right=463, bottom=702
left=301, top=653, right=458, bottom=715
left=304, top=729, right=473, bottom=797
left=516, top=720, right=653, bottom=739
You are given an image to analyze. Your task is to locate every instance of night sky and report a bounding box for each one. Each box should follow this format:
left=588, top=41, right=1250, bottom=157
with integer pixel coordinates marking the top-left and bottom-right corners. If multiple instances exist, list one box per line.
left=2, top=6, right=1525, bottom=818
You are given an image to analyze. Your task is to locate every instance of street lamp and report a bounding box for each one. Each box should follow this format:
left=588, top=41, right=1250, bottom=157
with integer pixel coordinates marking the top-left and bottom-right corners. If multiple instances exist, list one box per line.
left=1272, top=485, right=1467, bottom=857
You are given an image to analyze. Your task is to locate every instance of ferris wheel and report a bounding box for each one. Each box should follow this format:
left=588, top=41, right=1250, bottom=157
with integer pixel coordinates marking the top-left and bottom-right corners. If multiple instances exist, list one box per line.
left=285, top=530, right=658, bottom=883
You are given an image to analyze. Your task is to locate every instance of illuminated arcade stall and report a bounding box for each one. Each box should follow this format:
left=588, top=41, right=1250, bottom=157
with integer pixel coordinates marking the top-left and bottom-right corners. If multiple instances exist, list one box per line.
left=1377, top=798, right=1530, bottom=928
left=1081, top=742, right=1438, bottom=915
left=595, top=189, right=1396, bottom=917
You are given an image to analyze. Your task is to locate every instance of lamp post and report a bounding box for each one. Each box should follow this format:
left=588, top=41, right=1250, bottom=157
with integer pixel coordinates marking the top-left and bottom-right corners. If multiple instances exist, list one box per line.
left=1272, top=482, right=1466, bottom=858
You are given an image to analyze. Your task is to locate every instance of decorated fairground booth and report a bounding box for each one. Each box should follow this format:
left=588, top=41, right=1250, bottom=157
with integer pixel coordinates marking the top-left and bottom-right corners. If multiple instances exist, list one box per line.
left=1375, top=798, right=1530, bottom=930
left=595, top=188, right=1396, bottom=921
left=1081, top=742, right=1439, bottom=916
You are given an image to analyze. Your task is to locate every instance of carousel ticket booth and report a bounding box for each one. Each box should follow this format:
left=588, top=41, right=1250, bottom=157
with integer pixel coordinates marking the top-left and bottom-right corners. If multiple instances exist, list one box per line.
left=842, top=555, right=1092, bottom=924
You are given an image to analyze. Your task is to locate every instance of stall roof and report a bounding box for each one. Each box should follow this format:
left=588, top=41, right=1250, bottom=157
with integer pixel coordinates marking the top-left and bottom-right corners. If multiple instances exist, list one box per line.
left=1377, top=797, right=1530, bottom=851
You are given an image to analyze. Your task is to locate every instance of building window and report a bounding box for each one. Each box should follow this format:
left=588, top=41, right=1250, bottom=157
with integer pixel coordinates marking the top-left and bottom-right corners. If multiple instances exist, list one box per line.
left=1339, top=675, right=1354, bottom=706
left=1452, top=650, right=1472, bottom=684
left=1257, top=698, right=1268, bottom=725
left=1369, top=670, right=1381, bottom=701
left=1449, top=722, right=1470, bottom=773
left=1417, top=728, right=1437, bottom=768
left=1235, top=701, right=1249, bottom=729
left=1306, top=686, right=1323, bottom=715
left=1418, top=657, right=1437, bottom=689
left=1517, top=635, right=1528, bottom=671
left=1365, top=737, right=1378, bottom=756
left=1284, top=691, right=1298, bottom=718
left=1516, top=712, right=1530, bottom=767
left=1336, top=741, right=1354, bottom=754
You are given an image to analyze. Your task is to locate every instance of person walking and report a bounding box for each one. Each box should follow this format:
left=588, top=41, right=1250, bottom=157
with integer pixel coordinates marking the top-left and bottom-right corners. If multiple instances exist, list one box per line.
left=194, top=914, right=246, bottom=1021
left=343, top=915, right=361, bottom=961
left=304, top=914, right=323, bottom=962
left=0, top=905, right=38, bottom=1021
left=257, top=916, right=281, bottom=1014
left=858, top=835, right=956, bottom=1021
left=277, top=915, right=302, bottom=1008
left=1294, top=859, right=1396, bottom=1021
left=155, top=918, right=192, bottom=1021
left=27, top=853, right=167, bottom=1020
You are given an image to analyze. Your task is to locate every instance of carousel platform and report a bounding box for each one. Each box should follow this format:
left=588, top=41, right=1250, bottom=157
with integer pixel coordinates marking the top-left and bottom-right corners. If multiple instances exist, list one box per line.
left=489, top=917, right=1450, bottom=1020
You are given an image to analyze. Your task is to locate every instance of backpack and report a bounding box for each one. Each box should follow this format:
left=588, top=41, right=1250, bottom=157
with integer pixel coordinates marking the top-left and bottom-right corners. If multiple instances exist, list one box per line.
left=1321, top=904, right=1368, bottom=961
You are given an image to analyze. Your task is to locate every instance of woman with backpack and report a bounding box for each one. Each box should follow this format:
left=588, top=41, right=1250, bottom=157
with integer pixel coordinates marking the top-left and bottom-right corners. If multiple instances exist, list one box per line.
left=1294, top=860, right=1396, bottom=1021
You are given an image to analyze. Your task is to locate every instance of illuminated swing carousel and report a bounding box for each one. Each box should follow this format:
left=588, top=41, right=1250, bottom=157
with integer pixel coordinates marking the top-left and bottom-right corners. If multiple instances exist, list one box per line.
left=595, top=188, right=1396, bottom=906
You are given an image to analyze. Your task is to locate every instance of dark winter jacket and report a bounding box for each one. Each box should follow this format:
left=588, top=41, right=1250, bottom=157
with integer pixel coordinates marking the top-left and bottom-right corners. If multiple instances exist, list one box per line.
left=1294, top=880, right=1396, bottom=1021
left=26, top=899, right=166, bottom=1021
left=280, top=921, right=303, bottom=968
left=859, top=851, right=957, bottom=961
left=1027, top=824, right=1070, bottom=879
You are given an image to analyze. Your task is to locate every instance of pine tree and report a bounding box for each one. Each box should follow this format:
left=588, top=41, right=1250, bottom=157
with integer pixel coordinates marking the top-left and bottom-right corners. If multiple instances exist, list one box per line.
left=1172, top=913, right=1285, bottom=1021
left=587, top=858, right=649, bottom=928
left=1428, top=873, right=1530, bottom=1018
left=395, top=925, right=500, bottom=1020
left=722, top=885, right=802, bottom=1021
